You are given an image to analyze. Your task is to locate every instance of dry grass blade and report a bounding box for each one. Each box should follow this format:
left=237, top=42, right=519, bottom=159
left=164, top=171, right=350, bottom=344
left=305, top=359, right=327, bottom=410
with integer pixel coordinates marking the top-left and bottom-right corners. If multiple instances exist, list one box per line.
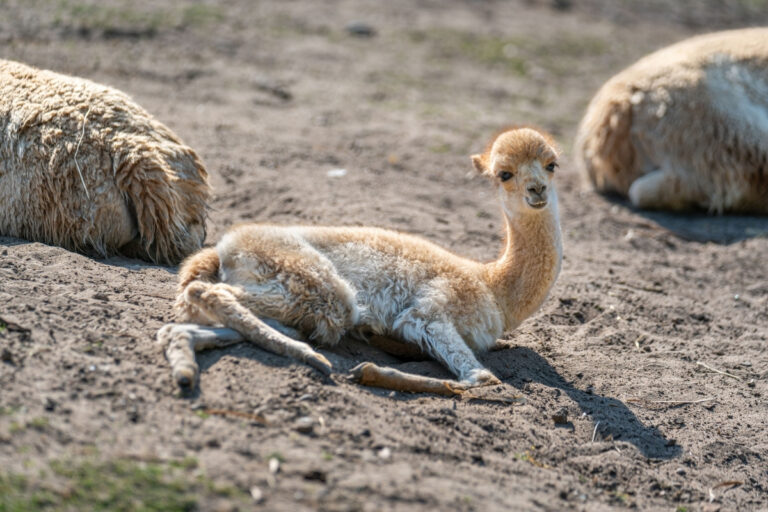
left=591, top=420, right=601, bottom=442
left=73, top=103, right=93, bottom=200
left=709, top=480, right=744, bottom=503
left=461, top=391, right=527, bottom=405
left=713, top=480, right=744, bottom=489
left=696, top=361, right=743, bottom=381
left=203, top=408, right=268, bottom=424
left=626, top=397, right=715, bottom=407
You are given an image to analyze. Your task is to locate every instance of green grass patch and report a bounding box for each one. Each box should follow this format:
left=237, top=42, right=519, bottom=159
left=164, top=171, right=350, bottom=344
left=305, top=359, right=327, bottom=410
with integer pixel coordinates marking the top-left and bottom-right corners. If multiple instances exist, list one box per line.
left=0, top=457, right=247, bottom=511
left=51, top=1, right=225, bottom=33
left=409, top=28, right=527, bottom=75
left=407, top=27, right=609, bottom=77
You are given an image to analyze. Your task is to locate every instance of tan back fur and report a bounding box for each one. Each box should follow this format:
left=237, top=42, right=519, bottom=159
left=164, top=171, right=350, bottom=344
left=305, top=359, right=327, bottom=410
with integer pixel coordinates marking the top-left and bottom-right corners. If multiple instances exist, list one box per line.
left=575, top=28, right=768, bottom=214
left=0, top=59, right=211, bottom=263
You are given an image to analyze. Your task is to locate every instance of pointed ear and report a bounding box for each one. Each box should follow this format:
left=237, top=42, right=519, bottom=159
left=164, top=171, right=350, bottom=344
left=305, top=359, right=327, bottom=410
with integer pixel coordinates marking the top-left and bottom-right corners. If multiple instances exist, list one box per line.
left=471, top=154, right=488, bottom=175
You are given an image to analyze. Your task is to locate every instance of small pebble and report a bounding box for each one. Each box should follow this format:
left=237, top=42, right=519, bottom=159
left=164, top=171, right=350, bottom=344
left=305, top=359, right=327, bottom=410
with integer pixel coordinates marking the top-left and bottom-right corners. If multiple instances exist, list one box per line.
left=552, top=407, right=569, bottom=424
left=327, top=168, right=347, bottom=178
left=295, top=416, right=315, bottom=435
left=378, top=447, right=391, bottom=460
left=345, top=21, right=376, bottom=37
left=44, top=398, right=57, bottom=411
left=250, top=486, right=264, bottom=503
left=268, top=457, right=280, bottom=474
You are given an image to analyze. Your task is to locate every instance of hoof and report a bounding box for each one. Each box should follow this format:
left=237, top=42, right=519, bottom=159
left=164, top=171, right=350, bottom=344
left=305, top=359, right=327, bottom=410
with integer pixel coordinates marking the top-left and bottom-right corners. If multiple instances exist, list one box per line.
left=184, top=281, right=209, bottom=303
left=463, top=368, right=501, bottom=388
left=308, top=352, right=333, bottom=376
left=173, top=364, right=198, bottom=390
left=176, top=375, right=193, bottom=389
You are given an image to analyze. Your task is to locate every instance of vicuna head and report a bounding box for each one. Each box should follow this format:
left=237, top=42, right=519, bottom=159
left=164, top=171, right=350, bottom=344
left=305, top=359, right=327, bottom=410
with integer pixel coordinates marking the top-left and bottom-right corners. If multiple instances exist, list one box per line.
left=472, top=127, right=559, bottom=216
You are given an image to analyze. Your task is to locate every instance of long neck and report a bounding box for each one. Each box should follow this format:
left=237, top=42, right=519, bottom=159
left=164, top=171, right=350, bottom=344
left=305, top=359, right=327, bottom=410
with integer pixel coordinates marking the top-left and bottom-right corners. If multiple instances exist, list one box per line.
left=484, top=194, right=563, bottom=331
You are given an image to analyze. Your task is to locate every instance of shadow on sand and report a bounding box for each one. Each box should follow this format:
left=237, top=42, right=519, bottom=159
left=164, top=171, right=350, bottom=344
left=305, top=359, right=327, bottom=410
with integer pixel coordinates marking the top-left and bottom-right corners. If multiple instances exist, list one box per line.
left=607, top=197, right=768, bottom=244
left=484, top=346, right=682, bottom=460
left=187, top=333, right=682, bottom=460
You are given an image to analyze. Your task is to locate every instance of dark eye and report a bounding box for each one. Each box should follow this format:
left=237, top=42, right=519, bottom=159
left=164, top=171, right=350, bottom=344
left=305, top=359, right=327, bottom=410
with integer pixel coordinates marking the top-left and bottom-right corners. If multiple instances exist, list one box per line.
left=545, top=162, right=558, bottom=172
left=498, top=171, right=513, bottom=182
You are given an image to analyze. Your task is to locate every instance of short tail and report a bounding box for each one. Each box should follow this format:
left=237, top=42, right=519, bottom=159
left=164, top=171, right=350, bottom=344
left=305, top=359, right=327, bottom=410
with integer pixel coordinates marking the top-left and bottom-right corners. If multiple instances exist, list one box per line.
left=174, top=247, right=220, bottom=319
left=575, top=80, right=637, bottom=196
left=178, top=247, right=220, bottom=289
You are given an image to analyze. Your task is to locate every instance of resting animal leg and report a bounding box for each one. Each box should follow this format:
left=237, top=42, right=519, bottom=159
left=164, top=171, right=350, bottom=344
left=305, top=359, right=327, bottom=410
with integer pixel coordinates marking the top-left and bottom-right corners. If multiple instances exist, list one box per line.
left=354, top=318, right=500, bottom=393
left=628, top=168, right=705, bottom=211
left=157, top=323, right=244, bottom=389
left=157, top=316, right=306, bottom=389
left=415, top=320, right=500, bottom=386
left=183, top=281, right=332, bottom=375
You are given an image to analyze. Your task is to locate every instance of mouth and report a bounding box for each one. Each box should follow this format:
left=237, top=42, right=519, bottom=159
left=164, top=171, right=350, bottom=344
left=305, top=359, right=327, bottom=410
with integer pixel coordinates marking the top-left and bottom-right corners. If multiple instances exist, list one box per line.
left=525, top=196, right=548, bottom=209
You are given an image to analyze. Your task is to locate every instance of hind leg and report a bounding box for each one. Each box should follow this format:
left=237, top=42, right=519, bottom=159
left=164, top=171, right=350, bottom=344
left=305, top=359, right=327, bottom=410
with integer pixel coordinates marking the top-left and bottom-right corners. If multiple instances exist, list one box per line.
left=183, top=281, right=332, bottom=374
left=158, top=318, right=307, bottom=389
left=628, top=168, right=705, bottom=211
left=157, top=323, right=244, bottom=389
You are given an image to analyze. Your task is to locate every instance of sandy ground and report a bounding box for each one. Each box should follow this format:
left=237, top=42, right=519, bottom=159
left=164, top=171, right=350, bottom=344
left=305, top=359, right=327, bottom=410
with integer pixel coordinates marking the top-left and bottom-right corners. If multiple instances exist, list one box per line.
left=1, top=1, right=767, bottom=510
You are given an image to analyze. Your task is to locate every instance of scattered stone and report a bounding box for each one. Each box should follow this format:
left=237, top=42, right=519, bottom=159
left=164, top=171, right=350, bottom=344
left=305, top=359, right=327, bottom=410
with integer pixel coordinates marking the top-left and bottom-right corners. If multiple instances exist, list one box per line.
left=298, top=393, right=315, bottom=402
left=1, top=348, right=13, bottom=364
left=250, top=486, right=264, bottom=503
left=552, top=407, right=569, bottom=424
left=378, top=447, right=391, bottom=460
left=303, top=469, right=327, bottom=482
left=327, top=168, right=347, bottom=178
left=268, top=457, right=280, bottom=474
left=551, top=0, right=572, bottom=10
left=295, top=416, right=315, bottom=435
left=253, top=77, right=292, bottom=101
left=345, top=21, right=376, bottom=37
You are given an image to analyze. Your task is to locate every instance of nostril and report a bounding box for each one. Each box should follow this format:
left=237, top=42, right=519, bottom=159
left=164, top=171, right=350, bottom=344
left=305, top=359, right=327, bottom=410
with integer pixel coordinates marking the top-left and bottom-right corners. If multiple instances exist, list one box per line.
left=528, top=184, right=546, bottom=195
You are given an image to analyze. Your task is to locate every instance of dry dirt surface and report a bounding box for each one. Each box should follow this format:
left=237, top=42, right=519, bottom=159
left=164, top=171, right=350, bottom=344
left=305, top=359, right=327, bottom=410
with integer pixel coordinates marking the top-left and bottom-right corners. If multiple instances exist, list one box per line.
left=1, top=1, right=767, bottom=510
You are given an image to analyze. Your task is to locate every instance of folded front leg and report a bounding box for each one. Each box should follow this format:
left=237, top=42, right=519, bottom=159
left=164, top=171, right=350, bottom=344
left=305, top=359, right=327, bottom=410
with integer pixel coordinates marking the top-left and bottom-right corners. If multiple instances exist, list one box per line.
left=398, top=318, right=500, bottom=387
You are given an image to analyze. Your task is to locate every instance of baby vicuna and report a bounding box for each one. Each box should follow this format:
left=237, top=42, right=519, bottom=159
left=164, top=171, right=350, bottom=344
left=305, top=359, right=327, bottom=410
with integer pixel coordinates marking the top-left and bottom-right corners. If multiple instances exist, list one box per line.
left=159, top=127, right=562, bottom=391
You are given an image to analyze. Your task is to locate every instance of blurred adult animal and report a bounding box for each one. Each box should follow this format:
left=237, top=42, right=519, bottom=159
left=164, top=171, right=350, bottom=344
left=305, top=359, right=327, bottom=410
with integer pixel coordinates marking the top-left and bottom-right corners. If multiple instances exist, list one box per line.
left=0, top=59, right=211, bottom=264
left=575, top=28, right=768, bottom=214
